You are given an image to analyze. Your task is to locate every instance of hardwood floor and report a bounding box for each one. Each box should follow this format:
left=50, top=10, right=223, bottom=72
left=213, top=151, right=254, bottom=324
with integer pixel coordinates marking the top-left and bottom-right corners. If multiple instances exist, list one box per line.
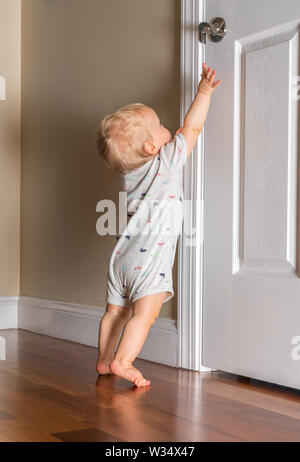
left=0, top=329, right=300, bottom=442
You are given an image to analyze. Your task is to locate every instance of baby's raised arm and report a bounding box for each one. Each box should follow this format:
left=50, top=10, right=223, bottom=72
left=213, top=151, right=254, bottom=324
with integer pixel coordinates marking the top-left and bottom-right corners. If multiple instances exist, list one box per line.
left=181, top=63, right=221, bottom=158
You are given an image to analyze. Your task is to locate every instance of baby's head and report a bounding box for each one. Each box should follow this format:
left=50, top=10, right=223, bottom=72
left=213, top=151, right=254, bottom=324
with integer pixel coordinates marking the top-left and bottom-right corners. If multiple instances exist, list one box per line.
left=96, top=103, right=172, bottom=174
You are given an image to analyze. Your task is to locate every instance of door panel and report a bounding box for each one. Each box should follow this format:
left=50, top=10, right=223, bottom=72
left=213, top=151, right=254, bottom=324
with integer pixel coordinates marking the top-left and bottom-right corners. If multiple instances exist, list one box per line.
left=202, top=0, right=300, bottom=388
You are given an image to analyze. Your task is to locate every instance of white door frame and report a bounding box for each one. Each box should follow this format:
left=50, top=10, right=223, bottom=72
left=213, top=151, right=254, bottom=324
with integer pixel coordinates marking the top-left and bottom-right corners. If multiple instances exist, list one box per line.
left=177, top=0, right=211, bottom=372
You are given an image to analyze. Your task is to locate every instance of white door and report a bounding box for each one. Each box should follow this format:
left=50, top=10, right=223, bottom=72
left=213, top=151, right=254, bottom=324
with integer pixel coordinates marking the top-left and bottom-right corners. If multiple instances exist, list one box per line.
left=202, top=0, right=300, bottom=389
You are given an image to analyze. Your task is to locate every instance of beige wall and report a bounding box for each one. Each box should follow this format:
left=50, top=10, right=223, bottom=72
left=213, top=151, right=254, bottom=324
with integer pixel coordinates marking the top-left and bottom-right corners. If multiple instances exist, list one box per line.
left=0, top=0, right=21, bottom=295
left=21, top=0, right=181, bottom=318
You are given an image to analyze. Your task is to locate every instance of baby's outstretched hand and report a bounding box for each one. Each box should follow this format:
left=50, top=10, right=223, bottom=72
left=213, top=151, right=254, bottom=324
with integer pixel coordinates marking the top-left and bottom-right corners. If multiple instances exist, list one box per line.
left=198, top=63, right=221, bottom=96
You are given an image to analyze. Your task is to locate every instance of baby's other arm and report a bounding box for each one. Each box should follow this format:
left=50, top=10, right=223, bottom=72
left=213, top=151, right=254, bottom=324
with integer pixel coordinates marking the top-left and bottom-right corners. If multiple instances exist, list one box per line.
left=181, top=63, right=221, bottom=159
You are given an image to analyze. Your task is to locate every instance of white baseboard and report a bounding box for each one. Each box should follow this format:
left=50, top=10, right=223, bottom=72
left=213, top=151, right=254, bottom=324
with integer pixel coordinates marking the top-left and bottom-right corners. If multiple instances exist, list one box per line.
left=0, top=296, right=18, bottom=329
left=18, top=296, right=178, bottom=367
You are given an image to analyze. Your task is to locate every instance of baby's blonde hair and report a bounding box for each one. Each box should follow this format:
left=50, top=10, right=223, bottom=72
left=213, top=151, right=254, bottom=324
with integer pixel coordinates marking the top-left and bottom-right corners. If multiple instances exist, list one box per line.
left=96, top=103, right=155, bottom=174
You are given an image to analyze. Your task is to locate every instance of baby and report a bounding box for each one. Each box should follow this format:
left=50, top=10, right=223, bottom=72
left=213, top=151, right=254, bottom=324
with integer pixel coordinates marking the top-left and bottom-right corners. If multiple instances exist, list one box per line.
left=96, top=63, right=220, bottom=387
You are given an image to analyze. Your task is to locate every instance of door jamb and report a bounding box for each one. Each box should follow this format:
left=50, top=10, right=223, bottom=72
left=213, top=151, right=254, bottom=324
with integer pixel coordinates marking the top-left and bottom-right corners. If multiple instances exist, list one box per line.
left=177, top=0, right=211, bottom=372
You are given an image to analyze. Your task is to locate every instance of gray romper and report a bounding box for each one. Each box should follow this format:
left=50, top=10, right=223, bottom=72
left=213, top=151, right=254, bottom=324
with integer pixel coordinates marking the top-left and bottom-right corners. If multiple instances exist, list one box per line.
left=106, top=132, right=187, bottom=307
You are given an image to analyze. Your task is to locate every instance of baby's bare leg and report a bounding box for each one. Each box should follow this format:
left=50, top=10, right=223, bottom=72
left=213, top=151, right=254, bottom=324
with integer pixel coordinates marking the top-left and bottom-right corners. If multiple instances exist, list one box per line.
left=110, top=292, right=167, bottom=387
left=96, top=303, right=133, bottom=375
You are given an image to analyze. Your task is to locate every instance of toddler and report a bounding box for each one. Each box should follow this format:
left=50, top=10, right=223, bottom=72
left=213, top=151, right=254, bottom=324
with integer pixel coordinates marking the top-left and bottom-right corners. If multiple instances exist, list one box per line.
left=96, top=63, right=220, bottom=387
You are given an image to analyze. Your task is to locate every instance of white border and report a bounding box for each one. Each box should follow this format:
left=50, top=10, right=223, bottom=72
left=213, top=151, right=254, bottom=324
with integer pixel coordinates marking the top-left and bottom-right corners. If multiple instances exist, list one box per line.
left=0, top=296, right=178, bottom=367
left=178, top=0, right=211, bottom=371
left=0, top=76, right=6, bottom=101
left=18, top=296, right=178, bottom=367
left=0, top=296, right=18, bottom=329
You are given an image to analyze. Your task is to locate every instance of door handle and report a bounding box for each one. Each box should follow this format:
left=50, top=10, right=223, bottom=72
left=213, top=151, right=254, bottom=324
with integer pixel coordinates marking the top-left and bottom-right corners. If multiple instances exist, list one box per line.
left=198, top=17, right=226, bottom=44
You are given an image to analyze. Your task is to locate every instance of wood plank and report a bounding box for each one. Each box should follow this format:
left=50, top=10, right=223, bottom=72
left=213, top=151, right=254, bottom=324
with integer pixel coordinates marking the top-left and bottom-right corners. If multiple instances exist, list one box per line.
left=52, top=428, right=123, bottom=443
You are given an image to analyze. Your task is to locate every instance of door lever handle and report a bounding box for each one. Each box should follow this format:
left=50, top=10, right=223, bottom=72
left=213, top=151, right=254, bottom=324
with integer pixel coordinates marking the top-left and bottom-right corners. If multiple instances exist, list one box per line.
left=198, top=17, right=226, bottom=44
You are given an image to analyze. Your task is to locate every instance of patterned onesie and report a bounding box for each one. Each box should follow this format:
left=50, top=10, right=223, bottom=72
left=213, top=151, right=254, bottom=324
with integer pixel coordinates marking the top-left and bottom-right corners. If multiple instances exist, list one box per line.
left=106, top=132, right=187, bottom=307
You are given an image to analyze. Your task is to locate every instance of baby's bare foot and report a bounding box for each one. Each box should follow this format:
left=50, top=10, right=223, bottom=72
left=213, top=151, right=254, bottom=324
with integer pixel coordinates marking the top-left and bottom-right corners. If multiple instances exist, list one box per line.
left=110, top=358, right=151, bottom=387
left=96, top=357, right=113, bottom=375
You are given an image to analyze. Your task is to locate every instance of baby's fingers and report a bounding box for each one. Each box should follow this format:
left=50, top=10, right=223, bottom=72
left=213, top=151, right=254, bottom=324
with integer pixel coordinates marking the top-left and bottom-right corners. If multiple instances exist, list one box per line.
left=205, top=67, right=211, bottom=80
left=209, top=69, right=216, bottom=82
left=213, top=79, right=221, bottom=88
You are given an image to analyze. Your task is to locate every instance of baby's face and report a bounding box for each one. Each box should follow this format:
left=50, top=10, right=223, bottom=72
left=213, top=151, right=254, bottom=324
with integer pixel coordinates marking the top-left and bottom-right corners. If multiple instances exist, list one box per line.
left=143, top=107, right=172, bottom=153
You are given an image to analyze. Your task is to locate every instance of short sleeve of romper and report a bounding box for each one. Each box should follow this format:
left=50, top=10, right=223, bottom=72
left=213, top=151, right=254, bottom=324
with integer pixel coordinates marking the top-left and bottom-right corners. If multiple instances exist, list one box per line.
left=159, top=132, right=187, bottom=175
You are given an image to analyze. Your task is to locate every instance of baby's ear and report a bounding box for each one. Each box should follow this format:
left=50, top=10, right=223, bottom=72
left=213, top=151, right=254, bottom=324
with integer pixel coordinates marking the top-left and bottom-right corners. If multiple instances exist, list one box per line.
left=143, top=141, right=156, bottom=155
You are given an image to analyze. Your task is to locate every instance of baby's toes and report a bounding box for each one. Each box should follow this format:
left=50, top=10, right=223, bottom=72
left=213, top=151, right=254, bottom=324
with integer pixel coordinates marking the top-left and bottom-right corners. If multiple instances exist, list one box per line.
left=134, top=377, right=143, bottom=387
left=140, top=378, right=151, bottom=387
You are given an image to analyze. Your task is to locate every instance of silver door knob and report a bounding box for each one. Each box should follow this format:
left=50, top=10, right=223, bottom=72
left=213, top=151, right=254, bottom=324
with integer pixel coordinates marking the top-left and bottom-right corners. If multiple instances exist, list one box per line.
left=198, top=17, right=226, bottom=44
